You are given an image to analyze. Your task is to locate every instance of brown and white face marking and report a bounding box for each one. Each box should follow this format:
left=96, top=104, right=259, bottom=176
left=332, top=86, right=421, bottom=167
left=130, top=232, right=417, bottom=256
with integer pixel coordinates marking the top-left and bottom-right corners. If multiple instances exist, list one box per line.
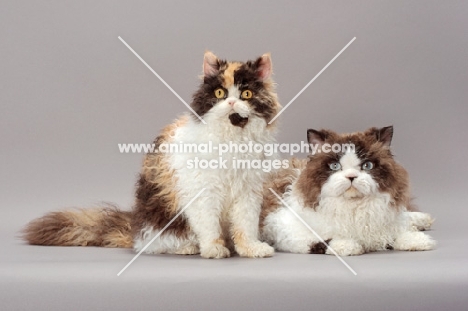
left=297, top=126, right=411, bottom=209
left=191, top=51, right=280, bottom=127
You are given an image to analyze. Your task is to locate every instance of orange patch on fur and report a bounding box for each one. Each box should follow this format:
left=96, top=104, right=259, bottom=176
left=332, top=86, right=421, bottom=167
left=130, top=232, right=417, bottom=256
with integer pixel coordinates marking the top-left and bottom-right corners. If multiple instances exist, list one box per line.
left=212, top=238, right=226, bottom=246
left=232, top=231, right=248, bottom=248
left=142, top=116, right=189, bottom=216
left=131, top=115, right=193, bottom=240
left=222, top=62, right=241, bottom=88
left=231, top=230, right=270, bottom=258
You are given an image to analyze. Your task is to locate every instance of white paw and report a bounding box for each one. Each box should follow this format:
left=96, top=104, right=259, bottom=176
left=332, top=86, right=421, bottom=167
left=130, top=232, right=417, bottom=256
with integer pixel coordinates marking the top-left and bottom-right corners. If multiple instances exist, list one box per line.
left=236, top=241, right=275, bottom=258
left=326, top=239, right=364, bottom=256
left=200, top=244, right=231, bottom=259
left=408, top=212, right=435, bottom=231
left=394, top=231, right=436, bottom=251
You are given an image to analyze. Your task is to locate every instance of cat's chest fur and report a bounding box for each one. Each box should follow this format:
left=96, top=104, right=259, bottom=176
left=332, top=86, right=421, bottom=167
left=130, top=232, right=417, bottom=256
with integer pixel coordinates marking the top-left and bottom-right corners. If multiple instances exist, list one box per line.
left=315, top=195, right=401, bottom=249
left=175, top=116, right=274, bottom=154
left=168, top=115, right=276, bottom=204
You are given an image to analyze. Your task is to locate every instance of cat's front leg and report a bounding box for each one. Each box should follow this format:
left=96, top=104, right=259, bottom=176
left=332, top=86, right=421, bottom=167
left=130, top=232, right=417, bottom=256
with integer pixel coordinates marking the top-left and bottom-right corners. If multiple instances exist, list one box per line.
left=393, top=231, right=436, bottom=251
left=231, top=192, right=274, bottom=258
left=183, top=193, right=230, bottom=259
left=317, top=239, right=365, bottom=256
left=263, top=207, right=325, bottom=254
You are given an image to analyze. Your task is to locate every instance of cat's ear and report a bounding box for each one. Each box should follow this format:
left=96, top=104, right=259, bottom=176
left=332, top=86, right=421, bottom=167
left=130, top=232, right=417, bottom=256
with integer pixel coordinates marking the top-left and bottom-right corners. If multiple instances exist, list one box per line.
left=378, top=126, right=394, bottom=147
left=254, top=53, right=273, bottom=81
left=307, top=129, right=327, bottom=147
left=203, top=51, right=220, bottom=77
left=307, top=129, right=328, bottom=155
left=368, top=126, right=393, bottom=147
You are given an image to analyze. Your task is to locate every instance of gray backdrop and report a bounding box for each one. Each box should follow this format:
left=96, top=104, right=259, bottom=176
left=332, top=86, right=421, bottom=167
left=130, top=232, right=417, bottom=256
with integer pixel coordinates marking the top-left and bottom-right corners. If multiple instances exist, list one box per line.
left=1, top=1, right=467, bottom=310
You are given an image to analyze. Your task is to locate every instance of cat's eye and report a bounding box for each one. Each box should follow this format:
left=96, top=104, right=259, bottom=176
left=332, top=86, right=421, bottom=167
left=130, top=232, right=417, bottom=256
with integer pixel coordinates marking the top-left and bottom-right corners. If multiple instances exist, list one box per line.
left=241, top=90, right=253, bottom=99
left=362, top=161, right=374, bottom=170
left=329, top=162, right=341, bottom=171
left=214, top=88, right=225, bottom=99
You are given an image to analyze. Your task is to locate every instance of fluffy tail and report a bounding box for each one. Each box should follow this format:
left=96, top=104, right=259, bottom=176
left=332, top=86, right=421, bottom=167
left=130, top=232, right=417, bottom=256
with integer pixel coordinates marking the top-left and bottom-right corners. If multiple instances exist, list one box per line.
left=22, top=205, right=133, bottom=248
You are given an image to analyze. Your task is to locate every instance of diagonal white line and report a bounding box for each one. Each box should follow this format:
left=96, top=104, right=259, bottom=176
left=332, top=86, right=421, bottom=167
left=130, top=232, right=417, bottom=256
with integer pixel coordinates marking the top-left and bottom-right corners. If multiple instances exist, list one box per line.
left=118, top=36, right=207, bottom=124
left=268, top=37, right=356, bottom=124
left=268, top=188, right=357, bottom=276
left=117, top=188, right=206, bottom=276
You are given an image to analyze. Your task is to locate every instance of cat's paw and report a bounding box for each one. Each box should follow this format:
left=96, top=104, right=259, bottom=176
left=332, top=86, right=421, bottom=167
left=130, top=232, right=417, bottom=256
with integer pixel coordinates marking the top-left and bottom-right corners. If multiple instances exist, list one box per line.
left=175, top=244, right=200, bottom=255
left=326, top=239, right=364, bottom=256
left=309, top=239, right=331, bottom=254
left=200, top=244, right=231, bottom=259
left=393, top=231, right=436, bottom=251
left=407, top=212, right=435, bottom=231
left=236, top=241, right=274, bottom=258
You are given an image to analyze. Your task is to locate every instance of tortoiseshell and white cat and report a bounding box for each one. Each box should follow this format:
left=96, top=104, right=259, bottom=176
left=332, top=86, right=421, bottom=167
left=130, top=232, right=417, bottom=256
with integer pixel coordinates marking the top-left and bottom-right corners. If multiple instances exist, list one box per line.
left=261, top=126, right=436, bottom=255
left=23, top=52, right=281, bottom=258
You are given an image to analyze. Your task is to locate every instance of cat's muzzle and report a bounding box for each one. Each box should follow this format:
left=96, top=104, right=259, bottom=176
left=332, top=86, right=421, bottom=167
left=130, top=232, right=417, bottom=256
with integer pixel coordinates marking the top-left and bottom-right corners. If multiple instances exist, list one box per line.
left=229, top=113, right=249, bottom=128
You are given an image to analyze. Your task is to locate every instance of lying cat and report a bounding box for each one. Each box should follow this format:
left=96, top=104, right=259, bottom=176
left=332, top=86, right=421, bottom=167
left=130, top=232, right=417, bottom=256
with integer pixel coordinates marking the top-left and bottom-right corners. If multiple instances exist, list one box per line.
left=23, top=51, right=281, bottom=259
left=261, top=126, right=436, bottom=256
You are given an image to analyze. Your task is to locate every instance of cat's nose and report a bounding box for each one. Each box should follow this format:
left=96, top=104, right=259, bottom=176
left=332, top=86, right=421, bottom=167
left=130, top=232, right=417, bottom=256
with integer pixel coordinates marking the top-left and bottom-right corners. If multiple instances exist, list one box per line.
left=345, top=171, right=358, bottom=182
left=228, top=100, right=235, bottom=107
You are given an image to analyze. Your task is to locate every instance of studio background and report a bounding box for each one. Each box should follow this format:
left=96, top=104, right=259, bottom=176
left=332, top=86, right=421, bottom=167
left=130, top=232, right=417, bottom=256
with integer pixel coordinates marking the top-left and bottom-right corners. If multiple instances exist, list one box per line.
left=1, top=1, right=467, bottom=310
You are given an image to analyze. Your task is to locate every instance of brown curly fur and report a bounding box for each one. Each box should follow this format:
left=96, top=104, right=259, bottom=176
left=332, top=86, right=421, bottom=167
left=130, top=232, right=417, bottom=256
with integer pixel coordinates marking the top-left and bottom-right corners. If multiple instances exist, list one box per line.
left=260, top=158, right=306, bottom=227
left=22, top=205, right=133, bottom=247
left=131, top=116, right=191, bottom=240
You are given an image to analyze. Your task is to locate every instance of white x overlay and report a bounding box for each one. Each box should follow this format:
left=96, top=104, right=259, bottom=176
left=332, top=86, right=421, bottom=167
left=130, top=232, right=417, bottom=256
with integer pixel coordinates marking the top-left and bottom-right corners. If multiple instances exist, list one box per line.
left=268, top=37, right=356, bottom=124
left=117, top=36, right=357, bottom=276
left=118, top=36, right=207, bottom=124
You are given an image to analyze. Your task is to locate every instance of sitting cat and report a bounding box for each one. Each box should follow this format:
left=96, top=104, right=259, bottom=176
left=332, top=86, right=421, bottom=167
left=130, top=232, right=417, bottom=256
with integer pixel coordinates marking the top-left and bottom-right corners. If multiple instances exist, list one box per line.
left=23, top=51, right=281, bottom=259
left=261, top=126, right=436, bottom=256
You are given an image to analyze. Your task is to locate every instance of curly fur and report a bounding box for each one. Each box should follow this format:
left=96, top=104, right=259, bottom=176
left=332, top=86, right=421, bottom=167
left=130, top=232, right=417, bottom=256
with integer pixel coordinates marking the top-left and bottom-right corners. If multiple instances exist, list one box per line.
left=22, top=205, right=132, bottom=248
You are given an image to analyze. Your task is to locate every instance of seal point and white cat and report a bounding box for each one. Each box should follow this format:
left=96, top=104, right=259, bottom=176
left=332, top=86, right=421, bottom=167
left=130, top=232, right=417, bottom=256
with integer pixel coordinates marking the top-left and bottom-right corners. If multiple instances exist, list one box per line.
left=261, top=126, right=436, bottom=256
